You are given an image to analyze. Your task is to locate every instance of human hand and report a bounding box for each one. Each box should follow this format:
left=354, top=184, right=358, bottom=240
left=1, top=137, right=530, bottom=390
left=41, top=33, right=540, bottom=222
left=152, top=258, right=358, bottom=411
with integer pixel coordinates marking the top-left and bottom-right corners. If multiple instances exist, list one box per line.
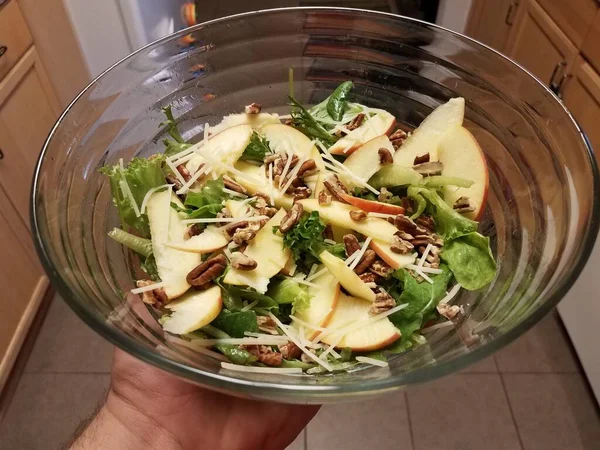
left=71, top=348, right=320, bottom=450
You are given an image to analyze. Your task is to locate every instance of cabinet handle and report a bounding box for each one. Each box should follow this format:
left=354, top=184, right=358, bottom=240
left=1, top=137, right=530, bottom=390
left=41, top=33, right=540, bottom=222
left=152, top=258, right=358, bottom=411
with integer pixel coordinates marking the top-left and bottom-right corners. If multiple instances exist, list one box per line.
left=549, top=61, right=567, bottom=91
left=0, top=46, right=6, bottom=58
left=0, top=149, right=4, bottom=160
left=505, top=1, right=519, bottom=26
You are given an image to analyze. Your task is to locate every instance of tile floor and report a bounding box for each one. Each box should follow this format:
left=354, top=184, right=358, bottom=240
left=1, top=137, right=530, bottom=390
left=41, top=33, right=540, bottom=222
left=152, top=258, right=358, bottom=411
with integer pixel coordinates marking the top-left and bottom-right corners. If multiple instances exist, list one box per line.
left=1, top=296, right=599, bottom=449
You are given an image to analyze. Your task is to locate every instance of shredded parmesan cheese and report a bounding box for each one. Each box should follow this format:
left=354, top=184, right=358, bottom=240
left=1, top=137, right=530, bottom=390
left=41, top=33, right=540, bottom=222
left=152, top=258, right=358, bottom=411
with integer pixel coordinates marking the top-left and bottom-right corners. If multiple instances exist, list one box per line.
left=279, top=148, right=294, bottom=189
left=130, top=281, right=166, bottom=294
left=176, top=163, right=211, bottom=194
left=192, top=337, right=290, bottom=346
left=420, top=321, right=454, bottom=334
left=305, top=267, right=328, bottom=282
left=356, top=356, right=389, bottom=367
left=349, top=237, right=372, bottom=270
left=268, top=163, right=275, bottom=206
left=222, top=188, right=248, bottom=198
left=182, top=215, right=268, bottom=225
left=280, top=152, right=309, bottom=195
left=418, top=244, right=433, bottom=269
left=240, top=300, right=259, bottom=311
left=140, top=184, right=174, bottom=214
left=119, top=179, right=141, bottom=217
left=368, top=212, right=397, bottom=219
left=438, top=283, right=462, bottom=306
left=289, top=315, right=328, bottom=332
left=406, top=264, right=443, bottom=275
left=221, top=362, right=303, bottom=374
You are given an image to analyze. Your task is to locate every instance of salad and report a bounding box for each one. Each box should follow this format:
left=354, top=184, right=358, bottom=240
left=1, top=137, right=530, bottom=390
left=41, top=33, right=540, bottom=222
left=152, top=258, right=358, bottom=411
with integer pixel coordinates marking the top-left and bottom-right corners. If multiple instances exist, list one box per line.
left=102, top=81, right=496, bottom=375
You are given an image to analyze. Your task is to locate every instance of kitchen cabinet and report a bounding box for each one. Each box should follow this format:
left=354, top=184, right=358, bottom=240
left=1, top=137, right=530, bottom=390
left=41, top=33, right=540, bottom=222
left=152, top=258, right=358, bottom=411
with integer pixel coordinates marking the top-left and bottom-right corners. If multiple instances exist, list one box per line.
left=536, top=0, right=598, bottom=48
left=562, top=57, right=600, bottom=156
left=466, top=0, right=517, bottom=52
left=0, top=0, right=32, bottom=81
left=581, top=9, right=600, bottom=74
left=505, top=0, right=578, bottom=87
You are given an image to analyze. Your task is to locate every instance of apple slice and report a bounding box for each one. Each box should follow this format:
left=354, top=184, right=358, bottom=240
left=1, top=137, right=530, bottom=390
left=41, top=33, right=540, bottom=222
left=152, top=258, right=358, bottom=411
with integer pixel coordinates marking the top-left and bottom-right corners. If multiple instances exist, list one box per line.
left=262, top=123, right=326, bottom=171
left=393, top=98, right=465, bottom=166
left=312, top=173, right=353, bottom=239
left=186, top=124, right=253, bottom=175
left=161, top=285, right=222, bottom=334
left=280, top=255, right=297, bottom=276
left=223, top=208, right=291, bottom=293
left=437, top=126, right=489, bottom=220
left=165, top=226, right=228, bottom=254
left=330, top=109, right=396, bottom=155
left=147, top=190, right=201, bottom=299
left=292, top=265, right=340, bottom=340
left=320, top=251, right=376, bottom=302
left=338, top=194, right=405, bottom=215
left=209, top=112, right=281, bottom=135
left=342, top=135, right=394, bottom=183
left=225, top=199, right=252, bottom=218
left=369, top=165, right=423, bottom=189
left=370, top=240, right=415, bottom=270
left=321, top=293, right=401, bottom=351
left=299, top=199, right=397, bottom=243
left=232, top=161, right=295, bottom=209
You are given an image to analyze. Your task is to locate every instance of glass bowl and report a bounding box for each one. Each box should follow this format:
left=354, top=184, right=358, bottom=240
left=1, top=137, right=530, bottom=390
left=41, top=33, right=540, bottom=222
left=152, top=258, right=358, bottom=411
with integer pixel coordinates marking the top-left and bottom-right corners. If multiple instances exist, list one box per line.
left=31, top=7, right=599, bottom=403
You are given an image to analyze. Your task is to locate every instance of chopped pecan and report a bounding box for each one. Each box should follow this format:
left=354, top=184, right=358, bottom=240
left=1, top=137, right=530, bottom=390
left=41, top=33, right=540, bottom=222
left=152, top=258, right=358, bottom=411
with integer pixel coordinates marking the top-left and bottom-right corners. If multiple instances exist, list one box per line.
left=323, top=224, right=334, bottom=241
left=230, top=252, right=258, bottom=271
left=411, top=234, right=436, bottom=246
left=378, top=147, right=394, bottom=165
left=242, top=345, right=282, bottom=367
left=370, top=259, right=393, bottom=278
left=264, top=154, right=280, bottom=166
left=254, top=192, right=271, bottom=205
left=323, top=174, right=349, bottom=202
left=296, top=159, right=318, bottom=178
left=318, top=189, right=332, bottom=205
left=225, top=220, right=250, bottom=237
left=244, top=102, right=262, bottom=114
left=453, top=196, right=476, bottom=213
left=378, top=187, right=393, bottom=202
left=184, top=224, right=202, bottom=240
left=257, top=316, right=279, bottom=335
left=391, top=234, right=414, bottom=254
left=136, top=280, right=169, bottom=306
left=415, top=215, right=435, bottom=232
left=349, top=210, right=367, bottom=222
left=347, top=113, right=365, bottom=131
left=177, top=164, right=192, bottom=182
left=186, top=254, right=227, bottom=288
left=354, top=249, right=377, bottom=275
left=400, top=197, right=414, bottom=214
left=413, top=153, right=430, bottom=165
left=232, top=226, right=258, bottom=245
left=413, top=161, right=443, bottom=176
left=394, top=215, right=419, bottom=234
left=279, top=202, right=303, bottom=234
left=437, top=302, right=460, bottom=320
left=390, top=129, right=408, bottom=149
left=278, top=342, right=303, bottom=360
left=396, top=230, right=414, bottom=241
left=343, top=234, right=361, bottom=257
left=292, top=186, right=312, bottom=200
left=370, top=290, right=396, bottom=315
left=359, top=271, right=381, bottom=284
left=223, top=175, right=248, bottom=194
left=165, top=173, right=183, bottom=190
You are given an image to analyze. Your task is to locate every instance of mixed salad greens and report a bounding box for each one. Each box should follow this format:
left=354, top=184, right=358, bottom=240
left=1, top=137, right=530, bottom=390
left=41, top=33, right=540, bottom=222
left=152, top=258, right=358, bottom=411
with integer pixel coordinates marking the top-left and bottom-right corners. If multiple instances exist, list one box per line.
left=102, top=81, right=496, bottom=375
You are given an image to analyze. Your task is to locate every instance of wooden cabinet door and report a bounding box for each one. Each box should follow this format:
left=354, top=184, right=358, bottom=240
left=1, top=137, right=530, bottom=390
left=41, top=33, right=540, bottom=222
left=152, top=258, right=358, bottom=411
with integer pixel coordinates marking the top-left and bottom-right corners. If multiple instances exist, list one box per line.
left=582, top=9, right=600, bottom=74
left=0, top=0, right=33, bottom=81
left=0, top=46, right=59, bottom=226
left=562, top=57, right=600, bottom=158
left=466, top=0, right=518, bottom=52
left=505, top=0, right=578, bottom=88
left=537, top=0, right=598, bottom=47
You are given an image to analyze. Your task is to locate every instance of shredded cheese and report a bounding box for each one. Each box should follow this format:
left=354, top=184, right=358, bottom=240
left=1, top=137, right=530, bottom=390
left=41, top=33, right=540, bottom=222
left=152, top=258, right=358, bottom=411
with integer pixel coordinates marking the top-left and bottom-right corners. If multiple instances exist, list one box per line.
left=420, top=321, right=454, bottom=334
left=176, top=163, right=211, bottom=195
left=406, top=264, right=443, bottom=275
left=438, top=283, right=462, bottom=306
left=164, top=335, right=229, bottom=362
left=291, top=277, right=319, bottom=289
left=222, top=188, right=248, bottom=198
left=280, top=152, right=309, bottom=195
left=323, top=238, right=337, bottom=245
left=203, top=122, right=210, bottom=143
left=305, top=267, right=328, bottom=282
left=279, top=147, right=294, bottom=189
left=119, top=179, right=141, bottom=217
left=182, top=215, right=268, bottom=225
left=419, top=271, right=434, bottom=284
left=240, top=300, right=259, bottom=311
left=167, top=146, right=196, bottom=163
left=289, top=315, right=328, bottom=332
left=165, top=157, right=187, bottom=187
left=192, top=337, right=290, bottom=346
left=130, top=281, right=166, bottom=294
left=140, top=184, right=173, bottom=214
left=171, top=151, right=198, bottom=167
left=221, top=362, right=303, bottom=374
left=244, top=332, right=288, bottom=339
left=368, top=212, right=397, bottom=219
left=356, top=356, right=389, bottom=367
left=418, top=244, right=433, bottom=269
left=349, top=237, right=372, bottom=270
left=268, top=162, right=275, bottom=206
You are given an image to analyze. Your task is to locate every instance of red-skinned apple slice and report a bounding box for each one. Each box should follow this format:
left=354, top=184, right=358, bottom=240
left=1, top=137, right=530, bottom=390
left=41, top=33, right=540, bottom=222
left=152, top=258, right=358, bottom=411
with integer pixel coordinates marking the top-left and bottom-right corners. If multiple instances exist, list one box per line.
left=370, top=240, right=416, bottom=270
left=209, top=112, right=281, bottom=135
left=437, top=126, right=489, bottom=220
left=262, top=123, right=326, bottom=171
left=161, top=285, right=222, bottom=334
left=342, top=135, right=394, bottom=183
left=292, top=265, right=340, bottom=340
left=320, top=251, right=376, bottom=302
left=330, top=110, right=396, bottom=155
left=321, top=293, right=401, bottom=351
left=393, top=98, right=465, bottom=166
left=338, top=194, right=405, bottom=215
left=165, top=226, right=229, bottom=254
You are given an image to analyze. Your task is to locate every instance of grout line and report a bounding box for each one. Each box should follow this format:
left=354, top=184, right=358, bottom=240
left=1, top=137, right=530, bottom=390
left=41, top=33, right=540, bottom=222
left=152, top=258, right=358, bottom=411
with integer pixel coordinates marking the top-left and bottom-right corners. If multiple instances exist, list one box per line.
left=499, top=373, right=526, bottom=450
left=404, top=391, right=416, bottom=450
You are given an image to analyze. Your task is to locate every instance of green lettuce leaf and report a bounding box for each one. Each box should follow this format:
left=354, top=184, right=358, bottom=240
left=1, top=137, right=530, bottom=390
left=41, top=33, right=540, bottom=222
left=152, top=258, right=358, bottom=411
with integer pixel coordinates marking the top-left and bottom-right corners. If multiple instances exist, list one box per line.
left=441, top=232, right=497, bottom=290
left=100, top=156, right=166, bottom=237
left=218, top=283, right=279, bottom=314
left=211, top=310, right=259, bottom=338
left=183, top=177, right=228, bottom=220
left=107, top=227, right=152, bottom=257
left=200, top=325, right=257, bottom=365
left=267, top=278, right=312, bottom=313
left=160, top=106, right=192, bottom=157
left=326, top=81, right=353, bottom=121
left=240, top=131, right=272, bottom=163
left=288, top=96, right=338, bottom=143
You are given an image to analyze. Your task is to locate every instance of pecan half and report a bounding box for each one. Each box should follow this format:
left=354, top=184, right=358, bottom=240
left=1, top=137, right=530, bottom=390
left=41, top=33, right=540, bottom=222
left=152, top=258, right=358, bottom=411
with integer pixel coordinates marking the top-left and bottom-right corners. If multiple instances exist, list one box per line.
left=359, top=271, right=381, bottom=284
left=347, top=113, right=365, bottom=131
left=411, top=234, right=437, bottom=246
left=184, top=224, right=203, bottom=240
left=389, top=129, right=408, bottom=149
left=370, top=290, right=396, bottom=315
left=278, top=342, right=303, bottom=360
left=136, top=280, right=169, bottom=306
left=230, top=252, right=258, bottom=271
left=242, top=345, right=282, bottom=367
left=223, top=175, right=248, bottom=195
left=400, top=197, right=414, bottom=214
left=370, top=259, right=393, bottom=278
left=396, top=230, right=414, bottom=241
left=453, top=196, right=476, bottom=213
left=394, top=214, right=419, bottom=234
left=323, top=224, right=334, bottom=241
left=323, top=174, right=349, bottom=202
left=413, top=153, right=430, bottom=165
left=413, top=161, right=443, bottom=176
left=292, top=186, right=312, bottom=200
left=349, top=210, right=367, bottom=222
left=232, top=226, right=258, bottom=245
left=391, top=234, right=414, bottom=254
left=225, top=220, right=250, bottom=237
left=318, top=189, right=332, bottom=205
left=165, top=173, right=183, bottom=191
left=343, top=234, right=361, bottom=257
left=354, top=249, right=377, bottom=275
left=279, top=202, right=303, bottom=234
left=177, top=164, right=192, bottom=182
left=186, top=254, right=227, bottom=288
left=257, top=316, right=279, bottom=335
left=244, top=102, right=262, bottom=114
left=378, top=147, right=394, bottom=165
left=415, top=215, right=435, bottom=232
left=437, top=302, right=460, bottom=320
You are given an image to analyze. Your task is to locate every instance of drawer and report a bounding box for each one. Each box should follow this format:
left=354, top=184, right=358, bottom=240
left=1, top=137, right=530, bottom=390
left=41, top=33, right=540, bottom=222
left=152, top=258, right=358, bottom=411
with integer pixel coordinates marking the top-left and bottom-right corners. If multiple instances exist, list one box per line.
left=0, top=1, right=33, bottom=81
left=537, top=0, right=598, bottom=47
left=582, top=10, right=600, bottom=74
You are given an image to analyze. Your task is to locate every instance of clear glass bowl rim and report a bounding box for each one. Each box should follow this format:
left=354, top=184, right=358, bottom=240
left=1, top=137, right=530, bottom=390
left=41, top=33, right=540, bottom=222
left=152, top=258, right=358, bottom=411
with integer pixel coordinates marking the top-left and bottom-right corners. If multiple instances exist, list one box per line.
left=30, top=7, right=600, bottom=398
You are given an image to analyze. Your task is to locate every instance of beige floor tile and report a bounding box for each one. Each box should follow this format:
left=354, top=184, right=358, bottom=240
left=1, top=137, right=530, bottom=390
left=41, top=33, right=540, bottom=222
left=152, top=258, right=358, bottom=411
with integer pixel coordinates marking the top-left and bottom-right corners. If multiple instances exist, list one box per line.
left=0, top=373, right=110, bottom=450
left=495, top=312, right=579, bottom=373
left=307, top=392, right=413, bottom=450
left=461, top=355, right=498, bottom=373
left=503, top=374, right=600, bottom=450
left=407, top=374, right=521, bottom=450
left=25, top=295, right=113, bottom=373
left=287, top=429, right=305, bottom=450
